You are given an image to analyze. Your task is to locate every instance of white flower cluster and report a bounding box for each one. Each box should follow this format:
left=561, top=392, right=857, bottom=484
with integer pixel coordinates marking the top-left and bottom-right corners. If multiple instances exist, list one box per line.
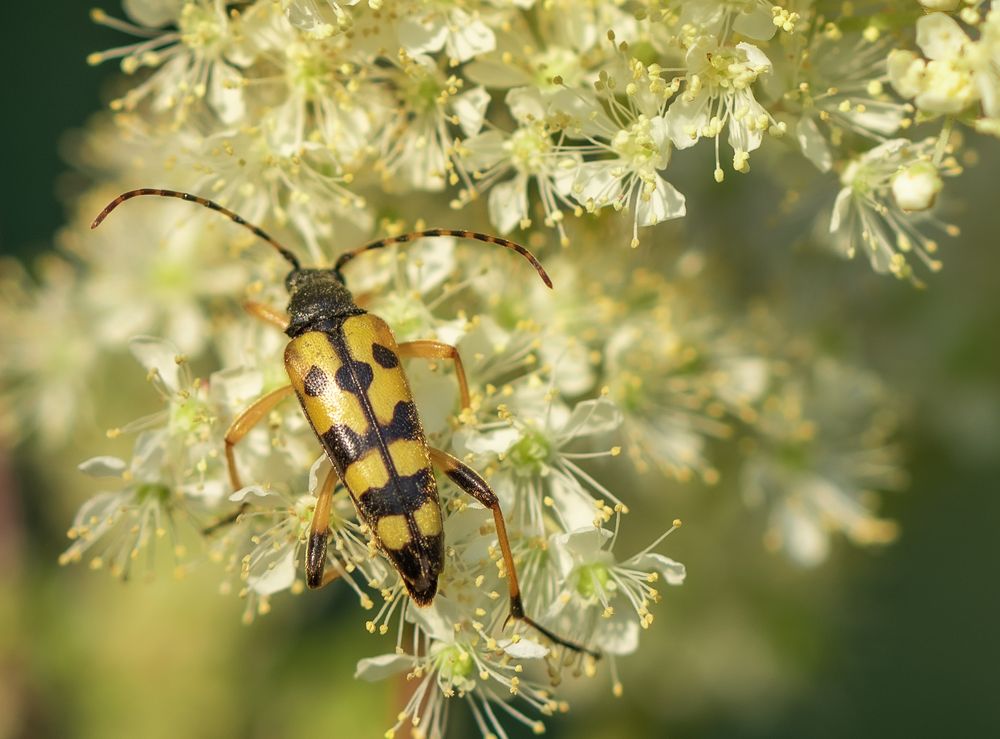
left=0, top=0, right=966, bottom=735
left=50, top=240, right=695, bottom=737
left=74, top=0, right=995, bottom=275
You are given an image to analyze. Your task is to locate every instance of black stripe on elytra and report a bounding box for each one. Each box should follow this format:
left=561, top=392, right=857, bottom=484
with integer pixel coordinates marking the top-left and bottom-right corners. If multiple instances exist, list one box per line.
left=322, top=328, right=432, bottom=523
left=384, top=400, right=422, bottom=442
left=372, top=343, right=399, bottom=368
left=353, top=468, right=437, bottom=520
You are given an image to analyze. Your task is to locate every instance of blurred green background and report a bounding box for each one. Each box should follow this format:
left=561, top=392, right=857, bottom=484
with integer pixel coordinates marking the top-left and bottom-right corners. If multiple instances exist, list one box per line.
left=2, top=4, right=998, bottom=738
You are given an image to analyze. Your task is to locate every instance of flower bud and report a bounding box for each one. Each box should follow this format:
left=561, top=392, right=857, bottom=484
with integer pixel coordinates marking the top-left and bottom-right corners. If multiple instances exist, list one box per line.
left=891, top=161, right=942, bottom=211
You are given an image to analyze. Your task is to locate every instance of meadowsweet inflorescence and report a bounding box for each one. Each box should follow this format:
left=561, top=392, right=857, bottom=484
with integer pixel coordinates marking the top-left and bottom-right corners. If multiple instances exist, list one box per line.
left=3, top=0, right=990, bottom=735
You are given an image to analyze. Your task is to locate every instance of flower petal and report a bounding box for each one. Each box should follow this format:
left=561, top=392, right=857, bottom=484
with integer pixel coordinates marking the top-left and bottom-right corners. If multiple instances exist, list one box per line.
left=558, top=397, right=622, bottom=440
left=487, top=175, right=529, bottom=234
left=452, top=86, right=491, bottom=138
left=596, top=608, right=640, bottom=656
left=665, top=89, right=711, bottom=149
left=506, top=87, right=547, bottom=123
left=355, top=654, right=413, bottom=681
left=129, top=336, right=181, bottom=392
left=78, top=456, right=128, bottom=478
left=796, top=117, right=832, bottom=172
left=398, top=17, right=448, bottom=56
left=734, top=7, right=778, bottom=40
left=123, top=0, right=182, bottom=27
left=246, top=547, right=297, bottom=595
left=636, top=175, right=686, bottom=227
left=829, top=187, right=853, bottom=233
left=572, top=161, right=624, bottom=209
left=631, top=552, right=687, bottom=586
left=500, top=637, right=549, bottom=659
left=446, top=12, right=496, bottom=62
left=916, top=12, right=969, bottom=61
left=229, top=485, right=278, bottom=503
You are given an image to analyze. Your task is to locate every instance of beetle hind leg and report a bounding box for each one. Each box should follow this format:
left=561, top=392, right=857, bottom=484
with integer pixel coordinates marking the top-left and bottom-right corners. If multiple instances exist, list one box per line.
left=305, top=465, right=344, bottom=589
left=428, top=447, right=600, bottom=658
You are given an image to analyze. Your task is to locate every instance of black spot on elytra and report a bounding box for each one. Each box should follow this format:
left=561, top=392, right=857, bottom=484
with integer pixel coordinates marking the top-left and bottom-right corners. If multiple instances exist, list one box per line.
left=303, top=365, right=328, bottom=396
left=353, top=469, right=436, bottom=520
left=334, top=359, right=374, bottom=396
left=372, top=343, right=399, bottom=369
left=321, top=424, right=367, bottom=461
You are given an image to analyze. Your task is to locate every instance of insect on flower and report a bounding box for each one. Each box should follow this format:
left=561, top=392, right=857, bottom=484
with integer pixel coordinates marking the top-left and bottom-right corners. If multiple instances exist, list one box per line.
left=91, top=188, right=597, bottom=657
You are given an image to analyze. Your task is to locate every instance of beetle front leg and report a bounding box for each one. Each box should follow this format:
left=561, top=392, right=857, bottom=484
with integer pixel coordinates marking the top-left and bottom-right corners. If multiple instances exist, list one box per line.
left=397, top=340, right=470, bottom=410
left=428, top=447, right=599, bottom=658
left=243, top=300, right=289, bottom=330
left=305, top=464, right=345, bottom=589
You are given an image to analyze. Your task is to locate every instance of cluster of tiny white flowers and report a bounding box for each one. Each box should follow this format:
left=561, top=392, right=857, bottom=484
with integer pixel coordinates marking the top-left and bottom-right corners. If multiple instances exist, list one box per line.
left=72, top=0, right=995, bottom=273
left=4, top=0, right=983, bottom=735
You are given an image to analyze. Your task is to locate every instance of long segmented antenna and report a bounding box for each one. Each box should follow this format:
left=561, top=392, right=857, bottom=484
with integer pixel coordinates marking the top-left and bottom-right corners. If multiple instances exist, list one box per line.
left=91, top=188, right=302, bottom=271
left=334, top=229, right=553, bottom=289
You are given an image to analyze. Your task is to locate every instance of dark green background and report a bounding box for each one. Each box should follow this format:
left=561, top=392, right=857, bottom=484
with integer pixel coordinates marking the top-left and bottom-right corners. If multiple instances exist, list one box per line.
left=2, top=4, right=998, bottom=737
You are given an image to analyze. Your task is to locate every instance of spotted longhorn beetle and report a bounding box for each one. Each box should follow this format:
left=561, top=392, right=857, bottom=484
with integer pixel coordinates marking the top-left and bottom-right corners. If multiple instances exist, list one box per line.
left=92, top=188, right=596, bottom=657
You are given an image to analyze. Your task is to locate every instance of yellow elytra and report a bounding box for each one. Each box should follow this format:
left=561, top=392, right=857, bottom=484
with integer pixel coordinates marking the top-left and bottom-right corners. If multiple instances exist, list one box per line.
left=284, top=315, right=443, bottom=603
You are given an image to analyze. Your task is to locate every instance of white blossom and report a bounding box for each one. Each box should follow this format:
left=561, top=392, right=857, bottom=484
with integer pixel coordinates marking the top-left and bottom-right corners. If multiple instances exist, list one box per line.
left=741, top=358, right=902, bottom=566
left=0, top=257, right=100, bottom=445
left=567, top=55, right=686, bottom=246
left=888, top=13, right=981, bottom=116
left=89, top=1, right=251, bottom=123
left=665, top=39, right=778, bottom=179
left=548, top=524, right=686, bottom=655
left=829, top=138, right=957, bottom=283
left=461, top=87, right=581, bottom=242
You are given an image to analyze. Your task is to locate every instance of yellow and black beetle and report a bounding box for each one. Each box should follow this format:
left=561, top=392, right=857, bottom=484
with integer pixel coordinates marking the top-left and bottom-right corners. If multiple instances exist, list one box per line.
left=92, top=188, right=595, bottom=656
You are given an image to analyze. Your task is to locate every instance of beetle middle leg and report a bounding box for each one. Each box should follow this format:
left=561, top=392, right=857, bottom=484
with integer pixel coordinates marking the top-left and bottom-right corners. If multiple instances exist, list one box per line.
left=224, top=385, right=295, bottom=490
left=428, top=447, right=599, bottom=657
left=305, top=464, right=345, bottom=589
left=397, top=340, right=470, bottom=409
left=204, top=384, right=296, bottom=534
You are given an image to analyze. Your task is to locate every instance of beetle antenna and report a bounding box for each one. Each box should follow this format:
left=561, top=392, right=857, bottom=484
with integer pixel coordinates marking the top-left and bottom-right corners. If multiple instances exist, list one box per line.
left=91, top=188, right=302, bottom=272
left=333, top=229, right=553, bottom=289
